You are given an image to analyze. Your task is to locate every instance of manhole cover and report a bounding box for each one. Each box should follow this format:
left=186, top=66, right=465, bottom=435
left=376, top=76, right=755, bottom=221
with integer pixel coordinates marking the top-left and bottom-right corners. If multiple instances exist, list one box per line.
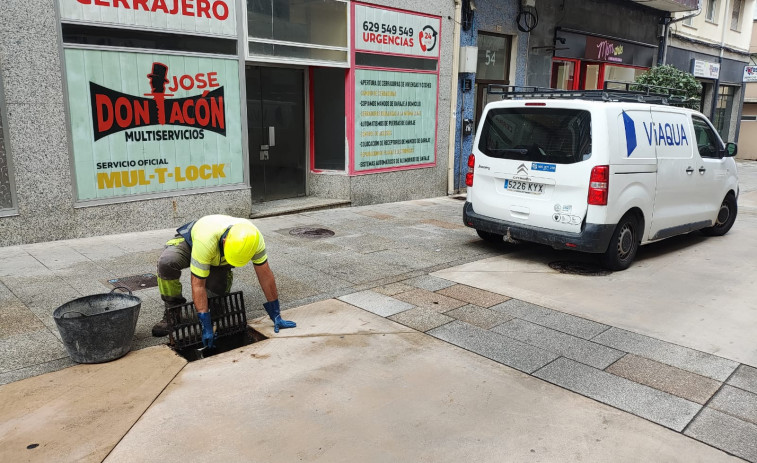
left=289, top=227, right=335, bottom=238
left=108, top=273, right=158, bottom=291
left=548, top=261, right=611, bottom=276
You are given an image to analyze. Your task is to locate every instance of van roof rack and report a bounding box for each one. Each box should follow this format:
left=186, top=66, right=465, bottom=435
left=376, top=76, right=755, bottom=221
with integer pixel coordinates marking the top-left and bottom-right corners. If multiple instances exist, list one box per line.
left=487, top=81, right=689, bottom=106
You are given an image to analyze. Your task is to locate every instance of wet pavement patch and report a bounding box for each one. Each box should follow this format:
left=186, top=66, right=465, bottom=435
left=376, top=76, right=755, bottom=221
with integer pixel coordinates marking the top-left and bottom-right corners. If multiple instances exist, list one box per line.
left=289, top=227, right=335, bottom=238
left=548, top=261, right=612, bottom=276
left=108, top=273, right=158, bottom=291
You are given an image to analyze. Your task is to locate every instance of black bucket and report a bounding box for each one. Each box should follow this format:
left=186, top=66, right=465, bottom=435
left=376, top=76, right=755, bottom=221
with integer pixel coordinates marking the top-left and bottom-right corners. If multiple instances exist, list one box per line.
left=53, top=287, right=142, bottom=364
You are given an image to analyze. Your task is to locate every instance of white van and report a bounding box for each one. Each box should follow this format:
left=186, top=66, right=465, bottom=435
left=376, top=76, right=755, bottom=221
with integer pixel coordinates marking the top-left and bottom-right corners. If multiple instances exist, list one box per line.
left=463, top=94, right=739, bottom=270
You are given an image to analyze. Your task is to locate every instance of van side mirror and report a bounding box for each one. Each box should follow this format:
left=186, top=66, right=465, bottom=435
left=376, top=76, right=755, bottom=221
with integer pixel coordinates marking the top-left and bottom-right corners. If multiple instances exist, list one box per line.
left=725, top=142, right=738, bottom=157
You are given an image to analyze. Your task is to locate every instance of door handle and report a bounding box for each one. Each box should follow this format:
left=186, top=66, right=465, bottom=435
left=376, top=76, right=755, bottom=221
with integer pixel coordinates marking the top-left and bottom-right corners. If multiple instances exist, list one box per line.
left=699, top=167, right=706, bottom=174
left=268, top=126, right=276, bottom=147
left=686, top=167, right=694, bottom=175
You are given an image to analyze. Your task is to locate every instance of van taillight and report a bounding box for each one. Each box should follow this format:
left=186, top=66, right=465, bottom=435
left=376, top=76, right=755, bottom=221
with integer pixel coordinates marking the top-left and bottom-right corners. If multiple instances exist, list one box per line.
left=588, top=165, right=609, bottom=205
left=465, top=154, right=475, bottom=187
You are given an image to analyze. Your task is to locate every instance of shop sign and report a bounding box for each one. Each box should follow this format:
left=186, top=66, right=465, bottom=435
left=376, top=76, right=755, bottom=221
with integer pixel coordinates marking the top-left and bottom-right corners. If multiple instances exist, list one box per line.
left=64, top=49, right=243, bottom=201
left=355, top=4, right=441, bottom=58
left=58, top=0, right=236, bottom=37
left=555, top=30, right=654, bottom=68
left=691, top=59, right=720, bottom=79
left=585, top=36, right=626, bottom=63
left=743, top=65, right=757, bottom=82
left=354, top=69, right=437, bottom=172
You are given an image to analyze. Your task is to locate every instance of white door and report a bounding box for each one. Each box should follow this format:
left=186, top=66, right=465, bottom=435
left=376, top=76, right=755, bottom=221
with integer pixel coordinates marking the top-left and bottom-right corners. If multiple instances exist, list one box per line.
left=648, top=110, right=703, bottom=240
left=691, top=115, right=731, bottom=221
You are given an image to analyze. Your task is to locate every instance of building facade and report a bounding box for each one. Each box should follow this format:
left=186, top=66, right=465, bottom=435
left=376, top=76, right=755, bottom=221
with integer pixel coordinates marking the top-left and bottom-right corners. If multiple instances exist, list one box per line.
left=0, top=0, right=456, bottom=245
left=451, top=0, right=698, bottom=192
left=666, top=0, right=755, bottom=142
left=736, top=3, right=757, bottom=159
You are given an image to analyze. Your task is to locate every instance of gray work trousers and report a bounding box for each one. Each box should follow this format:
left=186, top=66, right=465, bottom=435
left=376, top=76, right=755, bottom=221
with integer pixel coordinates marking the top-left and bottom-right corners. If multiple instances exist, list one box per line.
left=156, top=237, right=233, bottom=305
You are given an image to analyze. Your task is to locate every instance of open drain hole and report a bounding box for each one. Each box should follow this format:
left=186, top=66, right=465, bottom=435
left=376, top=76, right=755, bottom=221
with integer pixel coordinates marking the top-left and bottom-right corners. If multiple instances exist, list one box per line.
left=289, top=227, right=335, bottom=238
left=175, top=326, right=267, bottom=362
left=548, top=261, right=612, bottom=276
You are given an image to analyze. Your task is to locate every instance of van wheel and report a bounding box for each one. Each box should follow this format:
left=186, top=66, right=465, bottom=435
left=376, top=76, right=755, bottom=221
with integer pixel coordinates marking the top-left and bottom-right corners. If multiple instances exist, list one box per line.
left=701, top=194, right=737, bottom=237
left=600, top=214, right=639, bottom=271
left=476, top=229, right=503, bottom=244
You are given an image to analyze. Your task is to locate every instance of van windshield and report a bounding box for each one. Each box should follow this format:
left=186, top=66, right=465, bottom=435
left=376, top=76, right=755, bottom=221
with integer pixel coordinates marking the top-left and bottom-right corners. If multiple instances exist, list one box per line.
left=478, top=108, right=592, bottom=164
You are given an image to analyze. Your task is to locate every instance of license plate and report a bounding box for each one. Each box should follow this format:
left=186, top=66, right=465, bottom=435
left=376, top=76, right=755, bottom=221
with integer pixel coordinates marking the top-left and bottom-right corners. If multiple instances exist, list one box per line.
left=505, top=179, right=544, bottom=194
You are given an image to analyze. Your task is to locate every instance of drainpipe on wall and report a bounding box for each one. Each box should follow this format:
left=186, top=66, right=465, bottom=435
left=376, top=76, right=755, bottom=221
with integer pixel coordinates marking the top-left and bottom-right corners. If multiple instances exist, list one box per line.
left=448, top=0, right=463, bottom=195
left=713, top=0, right=730, bottom=123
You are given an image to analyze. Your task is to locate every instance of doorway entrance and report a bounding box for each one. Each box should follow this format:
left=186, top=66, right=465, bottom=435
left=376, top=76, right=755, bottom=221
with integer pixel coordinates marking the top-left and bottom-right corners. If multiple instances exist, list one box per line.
left=246, top=66, right=306, bottom=202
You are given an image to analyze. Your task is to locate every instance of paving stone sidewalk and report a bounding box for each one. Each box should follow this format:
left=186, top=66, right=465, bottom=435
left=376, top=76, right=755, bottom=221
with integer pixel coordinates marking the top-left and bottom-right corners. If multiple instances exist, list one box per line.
left=339, top=278, right=757, bottom=463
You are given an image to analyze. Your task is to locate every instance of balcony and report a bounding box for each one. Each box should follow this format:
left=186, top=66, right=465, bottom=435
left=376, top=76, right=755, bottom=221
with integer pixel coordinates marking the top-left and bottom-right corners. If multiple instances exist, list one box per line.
left=627, top=0, right=699, bottom=12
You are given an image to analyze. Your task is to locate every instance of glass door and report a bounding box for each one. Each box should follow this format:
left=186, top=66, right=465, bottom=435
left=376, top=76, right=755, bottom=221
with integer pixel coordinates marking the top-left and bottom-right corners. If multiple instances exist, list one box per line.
left=550, top=59, right=579, bottom=90
left=246, top=66, right=306, bottom=202
left=474, top=32, right=511, bottom=124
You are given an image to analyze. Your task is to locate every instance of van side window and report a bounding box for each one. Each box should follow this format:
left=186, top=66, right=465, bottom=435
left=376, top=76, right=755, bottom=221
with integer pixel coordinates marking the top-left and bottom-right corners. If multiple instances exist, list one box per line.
left=692, top=116, right=723, bottom=159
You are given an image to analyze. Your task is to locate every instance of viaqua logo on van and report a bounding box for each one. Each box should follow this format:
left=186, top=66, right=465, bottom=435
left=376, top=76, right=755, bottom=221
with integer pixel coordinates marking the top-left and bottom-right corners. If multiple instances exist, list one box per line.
left=622, top=110, right=690, bottom=157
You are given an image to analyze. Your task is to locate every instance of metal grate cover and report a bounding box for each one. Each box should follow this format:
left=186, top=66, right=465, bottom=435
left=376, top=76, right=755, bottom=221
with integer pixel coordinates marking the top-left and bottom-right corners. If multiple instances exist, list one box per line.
left=289, top=227, right=335, bottom=238
left=108, top=273, right=158, bottom=291
left=168, top=291, right=248, bottom=350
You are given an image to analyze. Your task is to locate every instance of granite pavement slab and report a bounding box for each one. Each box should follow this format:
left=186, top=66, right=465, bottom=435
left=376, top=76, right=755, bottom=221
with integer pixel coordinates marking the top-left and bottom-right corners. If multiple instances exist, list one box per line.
left=491, top=299, right=610, bottom=340
left=428, top=320, right=558, bottom=373
left=0, top=329, right=68, bottom=374
left=493, top=319, right=625, bottom=370
left=388, top=307, right=454, bottom=332
left=727, top=365, right=757, bottom=394
left=338, top=290, right=414, bottom=318
left=393, top=288, right=466, bottom=313
left=436, top=284, right=510, bottom=307
left=403, top=275, right=457, bottom=292
left=534, top=357, right=702, bottom=431
left=685, top=408, right=757, bottom=463
left=443, top=304, right=514, bottom=329
left=707, top=385, right=757, bottom=425
left=606, top=354, right=722, bottom=405
left=592, top=328, right=739, bottom=381
left=370, top=282, right=415, bottom=296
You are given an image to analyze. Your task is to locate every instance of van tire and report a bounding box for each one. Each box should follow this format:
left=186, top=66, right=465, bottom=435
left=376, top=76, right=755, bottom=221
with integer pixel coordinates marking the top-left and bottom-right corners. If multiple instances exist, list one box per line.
left=701, top=194, right=737, bottom=237
left=476, top=229, right=503, bottom=244
left=600, top=214, right=640, bottom=271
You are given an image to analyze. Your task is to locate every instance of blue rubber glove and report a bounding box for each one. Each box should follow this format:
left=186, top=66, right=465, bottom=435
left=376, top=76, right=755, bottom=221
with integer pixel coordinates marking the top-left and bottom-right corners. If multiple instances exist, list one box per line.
left=198, top=312, right=215, bottom=348
left=263, top=299, right=296, bottom=333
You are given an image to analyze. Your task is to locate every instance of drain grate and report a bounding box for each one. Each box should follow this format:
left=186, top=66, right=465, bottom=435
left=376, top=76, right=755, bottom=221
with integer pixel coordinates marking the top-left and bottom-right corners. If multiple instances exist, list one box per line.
left=108, top=273, right=158, bottom=291
left=168, top=291, right=248, bottom=350
left=548, top=261, right=612, bottom=276
left=289, top=227, right=335, bottom=238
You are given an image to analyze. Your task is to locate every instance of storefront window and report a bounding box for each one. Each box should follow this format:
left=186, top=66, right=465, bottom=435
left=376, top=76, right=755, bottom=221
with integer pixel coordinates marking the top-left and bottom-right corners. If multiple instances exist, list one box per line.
left=551, top=60, right=577, bottom=90
left=713, top=85, right=735, bottom=138
left=604, top=65, right=646, bottom=89
left=0, top=74, right=16, bottom=212
left=248, top=0, right=349, bottom=65
left=351, top=4, right=440, bottom=174
left=583, top=64, right=600, bottom=90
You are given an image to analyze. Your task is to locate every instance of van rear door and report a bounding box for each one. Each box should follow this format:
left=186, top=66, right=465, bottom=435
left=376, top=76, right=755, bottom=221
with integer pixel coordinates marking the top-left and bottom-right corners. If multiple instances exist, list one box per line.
left=469, top=104, right=594, bottom=233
